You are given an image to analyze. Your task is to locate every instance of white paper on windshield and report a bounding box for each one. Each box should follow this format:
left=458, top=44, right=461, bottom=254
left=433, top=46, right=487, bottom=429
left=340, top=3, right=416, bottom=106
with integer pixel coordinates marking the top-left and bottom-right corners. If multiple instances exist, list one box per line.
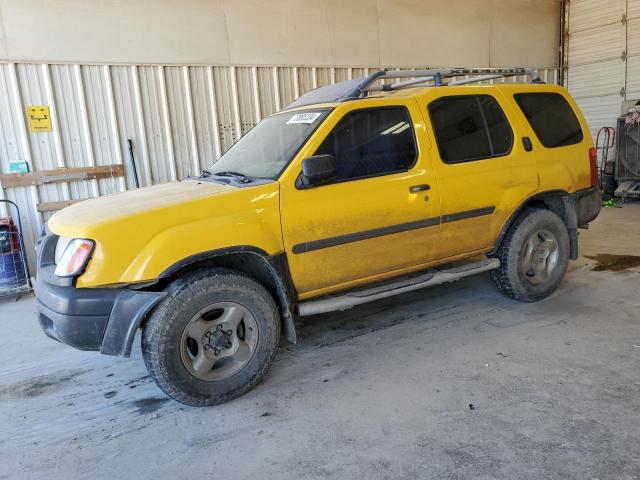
left=287, top=112, right=322, bottom=124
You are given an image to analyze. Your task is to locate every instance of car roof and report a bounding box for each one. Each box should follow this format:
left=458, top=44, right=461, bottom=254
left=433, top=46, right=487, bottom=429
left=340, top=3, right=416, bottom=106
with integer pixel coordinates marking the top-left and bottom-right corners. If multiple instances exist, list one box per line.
left=284, top=82, right=565, bottom=113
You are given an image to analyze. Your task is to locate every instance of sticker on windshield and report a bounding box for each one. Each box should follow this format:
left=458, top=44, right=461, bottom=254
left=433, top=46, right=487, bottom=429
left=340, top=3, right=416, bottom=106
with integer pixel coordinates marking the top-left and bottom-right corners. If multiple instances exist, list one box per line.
left=287, top=112, right=322, bottom=124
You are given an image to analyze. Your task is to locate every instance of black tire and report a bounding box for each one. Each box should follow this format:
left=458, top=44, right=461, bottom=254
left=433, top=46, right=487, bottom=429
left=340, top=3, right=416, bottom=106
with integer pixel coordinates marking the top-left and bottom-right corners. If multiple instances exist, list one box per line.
left=491, top=208, right=570, bottom=302
left=141, top=268, right=280, bottom=406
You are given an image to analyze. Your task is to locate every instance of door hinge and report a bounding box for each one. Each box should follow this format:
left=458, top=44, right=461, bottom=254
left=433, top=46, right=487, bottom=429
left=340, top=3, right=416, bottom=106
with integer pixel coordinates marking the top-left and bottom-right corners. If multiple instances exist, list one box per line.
left=622, top=50, right=628, bottom=61
left=620, top=86, right=626, bottom=97
left=622, top=14, right=627, bottom=25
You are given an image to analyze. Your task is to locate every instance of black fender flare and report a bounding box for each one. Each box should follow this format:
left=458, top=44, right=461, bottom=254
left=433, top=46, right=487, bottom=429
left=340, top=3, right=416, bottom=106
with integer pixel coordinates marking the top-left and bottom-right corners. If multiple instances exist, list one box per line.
left=489, top=189, right=579, bottom=260
left=156, top=246, right=299, bottom=344
left=101, top=290, right=166, bottom=356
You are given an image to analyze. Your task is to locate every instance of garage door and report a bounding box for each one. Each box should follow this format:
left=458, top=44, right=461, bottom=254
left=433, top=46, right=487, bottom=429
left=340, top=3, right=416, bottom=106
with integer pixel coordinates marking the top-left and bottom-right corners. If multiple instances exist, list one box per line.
left=566, top=0, right=626, bottom=144
left=626, top=2, right=640, bottom=98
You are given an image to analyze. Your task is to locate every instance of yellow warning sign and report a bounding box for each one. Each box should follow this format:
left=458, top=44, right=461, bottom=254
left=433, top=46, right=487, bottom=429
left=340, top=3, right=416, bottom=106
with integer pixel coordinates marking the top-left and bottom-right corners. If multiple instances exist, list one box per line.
left=26, top=106, right=52, bottom=132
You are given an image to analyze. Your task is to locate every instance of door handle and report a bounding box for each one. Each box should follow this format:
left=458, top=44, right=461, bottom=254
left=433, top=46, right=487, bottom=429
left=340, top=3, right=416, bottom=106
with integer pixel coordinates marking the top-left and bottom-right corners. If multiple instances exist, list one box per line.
left=410, top=184, right=430, bottom=193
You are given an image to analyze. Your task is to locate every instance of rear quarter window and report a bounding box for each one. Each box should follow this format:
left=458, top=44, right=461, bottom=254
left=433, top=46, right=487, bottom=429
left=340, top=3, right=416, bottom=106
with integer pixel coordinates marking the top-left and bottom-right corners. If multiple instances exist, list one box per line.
left=514, top=93, right=583, bottom=148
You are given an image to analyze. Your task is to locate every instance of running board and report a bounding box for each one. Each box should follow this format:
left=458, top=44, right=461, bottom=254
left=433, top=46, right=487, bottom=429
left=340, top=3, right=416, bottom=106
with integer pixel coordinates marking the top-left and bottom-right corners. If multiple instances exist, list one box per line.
left=297, top=258, right=500, bottom=316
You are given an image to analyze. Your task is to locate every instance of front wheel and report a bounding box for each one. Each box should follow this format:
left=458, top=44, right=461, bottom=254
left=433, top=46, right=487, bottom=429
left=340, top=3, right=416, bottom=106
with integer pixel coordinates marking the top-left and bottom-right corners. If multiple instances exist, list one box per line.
left=491, top=208, right=570, bottom=302
left=142, top=268, right=280, bottom=406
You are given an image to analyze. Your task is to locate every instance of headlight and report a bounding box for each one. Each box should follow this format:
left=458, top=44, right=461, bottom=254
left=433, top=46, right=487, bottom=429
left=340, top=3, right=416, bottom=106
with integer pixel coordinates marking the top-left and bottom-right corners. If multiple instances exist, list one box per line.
left=54, top=238, right=95, bottom=277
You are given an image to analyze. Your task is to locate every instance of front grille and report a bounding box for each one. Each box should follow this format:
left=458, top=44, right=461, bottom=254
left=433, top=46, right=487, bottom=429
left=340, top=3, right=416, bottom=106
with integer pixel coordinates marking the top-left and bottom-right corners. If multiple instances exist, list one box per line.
left=36, top=224, right=59, bottom=270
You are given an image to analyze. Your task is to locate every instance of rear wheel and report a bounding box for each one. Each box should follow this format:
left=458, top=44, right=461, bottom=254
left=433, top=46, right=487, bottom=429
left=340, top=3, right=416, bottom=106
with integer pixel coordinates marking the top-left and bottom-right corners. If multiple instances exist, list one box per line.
left=142, top=268, right=280, bottom=406
left=491, top=208, right=570, bottom=302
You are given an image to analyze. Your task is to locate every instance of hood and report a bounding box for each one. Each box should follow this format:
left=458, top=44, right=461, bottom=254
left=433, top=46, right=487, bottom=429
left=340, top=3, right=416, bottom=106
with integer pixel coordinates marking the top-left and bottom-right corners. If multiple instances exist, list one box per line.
left=49, top=180, right=235, bottom=235
left=47, top=179, right=283, bottom=287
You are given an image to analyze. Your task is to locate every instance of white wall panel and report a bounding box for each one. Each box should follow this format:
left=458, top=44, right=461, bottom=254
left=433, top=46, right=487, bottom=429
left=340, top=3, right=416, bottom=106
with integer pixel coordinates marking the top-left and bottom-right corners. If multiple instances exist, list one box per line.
left=277, top=68, right=297, bottom=112
left=0, top=64, right=40, bottom=269
left=212, top=67, right=237, bottom=153
left=81, top=65, right=125, bottom=196
left=189, top=67, right=220, bottom=170
left=165, top=66, right=197, bottom=180
left=235, top=67, right=259, bottom=137
left=316, top=68, right=332, bottom=88
left=139, top=66, right=176, bottom=185
left=256, top=67, right=278, bottom=119
left=110, top=66, right=148, bottom=189
left=50, top=64, right=94, bottom=201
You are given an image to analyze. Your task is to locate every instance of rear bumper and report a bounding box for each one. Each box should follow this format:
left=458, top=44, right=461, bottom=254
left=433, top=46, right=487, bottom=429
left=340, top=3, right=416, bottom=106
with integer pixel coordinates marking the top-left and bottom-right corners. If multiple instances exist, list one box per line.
left=575, top=187, right=602, bottom=227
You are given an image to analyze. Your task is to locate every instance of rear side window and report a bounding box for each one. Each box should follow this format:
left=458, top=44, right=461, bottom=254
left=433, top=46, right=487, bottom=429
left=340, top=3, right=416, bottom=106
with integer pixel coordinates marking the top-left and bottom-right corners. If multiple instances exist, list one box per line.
left=514, top=93, right=583, bottom=148
left=315, top=107, right=417, bottom=182
left=428, top=95, right=513, bottom=164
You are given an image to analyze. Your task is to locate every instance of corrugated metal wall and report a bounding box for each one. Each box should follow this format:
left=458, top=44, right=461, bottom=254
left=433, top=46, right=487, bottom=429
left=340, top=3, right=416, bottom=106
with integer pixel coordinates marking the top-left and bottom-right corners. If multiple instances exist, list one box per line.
left=0, top=63, right=559, bottom=273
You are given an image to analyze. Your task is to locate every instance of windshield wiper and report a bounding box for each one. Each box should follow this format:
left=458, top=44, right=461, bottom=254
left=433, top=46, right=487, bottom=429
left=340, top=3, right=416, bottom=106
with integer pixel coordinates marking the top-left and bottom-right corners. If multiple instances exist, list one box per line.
left=212, top=171, right=253, bottom=183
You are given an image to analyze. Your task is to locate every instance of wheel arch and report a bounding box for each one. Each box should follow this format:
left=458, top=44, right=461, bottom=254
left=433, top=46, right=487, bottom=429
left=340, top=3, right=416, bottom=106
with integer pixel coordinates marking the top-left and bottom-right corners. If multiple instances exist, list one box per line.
left=490, top=189, right=579, bottom=260
left=146, top=246, right=299, bottom=344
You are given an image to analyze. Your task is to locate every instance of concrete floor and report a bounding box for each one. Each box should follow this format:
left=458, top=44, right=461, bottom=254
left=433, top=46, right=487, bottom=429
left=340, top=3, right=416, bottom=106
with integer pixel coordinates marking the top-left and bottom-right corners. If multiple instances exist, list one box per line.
left=1, top=204, right=639, bottom=480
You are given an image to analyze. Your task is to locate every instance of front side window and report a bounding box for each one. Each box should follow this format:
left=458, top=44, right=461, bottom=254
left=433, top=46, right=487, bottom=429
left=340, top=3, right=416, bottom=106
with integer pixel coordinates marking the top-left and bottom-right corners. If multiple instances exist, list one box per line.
left=514, top=93, right=583, bottom=148
left=428, top=95, right=513, bottom=164
left=209, top=109, right=330, bottom=179
left=314, top=107, right=417, bottom=182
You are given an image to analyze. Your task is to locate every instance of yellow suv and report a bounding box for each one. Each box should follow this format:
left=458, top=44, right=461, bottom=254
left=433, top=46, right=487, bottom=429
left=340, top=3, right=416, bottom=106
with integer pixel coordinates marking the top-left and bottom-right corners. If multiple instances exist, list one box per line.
left=35, top=68, right=602, bottom=406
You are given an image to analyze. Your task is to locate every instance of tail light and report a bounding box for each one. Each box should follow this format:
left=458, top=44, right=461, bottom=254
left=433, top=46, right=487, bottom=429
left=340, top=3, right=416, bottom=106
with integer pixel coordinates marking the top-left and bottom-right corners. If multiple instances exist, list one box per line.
left=589, top=147, right=599, bottom=188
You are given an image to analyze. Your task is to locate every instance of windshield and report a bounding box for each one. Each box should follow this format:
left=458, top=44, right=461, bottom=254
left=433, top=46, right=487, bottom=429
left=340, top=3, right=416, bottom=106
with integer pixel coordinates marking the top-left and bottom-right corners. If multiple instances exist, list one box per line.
left=208, top=108, right=331, bottom=180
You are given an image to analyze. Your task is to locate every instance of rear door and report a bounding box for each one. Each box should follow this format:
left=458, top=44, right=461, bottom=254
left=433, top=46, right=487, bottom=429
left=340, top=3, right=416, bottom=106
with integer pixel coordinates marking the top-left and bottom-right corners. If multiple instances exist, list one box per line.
left=424, top=90, right=539, bottom=257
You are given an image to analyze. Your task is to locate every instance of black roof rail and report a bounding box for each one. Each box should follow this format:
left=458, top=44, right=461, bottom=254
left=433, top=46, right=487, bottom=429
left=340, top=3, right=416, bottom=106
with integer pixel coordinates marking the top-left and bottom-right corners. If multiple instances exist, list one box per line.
left=285, top=68, right=542, bottom=110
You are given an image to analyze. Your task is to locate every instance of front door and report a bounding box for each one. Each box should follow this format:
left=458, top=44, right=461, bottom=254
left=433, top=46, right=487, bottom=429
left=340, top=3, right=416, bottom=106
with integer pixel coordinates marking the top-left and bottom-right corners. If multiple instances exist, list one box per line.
left=279, top=99, right=442, bottom=299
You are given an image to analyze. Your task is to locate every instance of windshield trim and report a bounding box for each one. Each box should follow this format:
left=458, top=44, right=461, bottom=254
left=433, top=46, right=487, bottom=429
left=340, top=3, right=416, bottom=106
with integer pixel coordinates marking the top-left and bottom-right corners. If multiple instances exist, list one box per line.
left=207, top=107, right=333, bottom=183
left=272, top=107, right=333, bottom=180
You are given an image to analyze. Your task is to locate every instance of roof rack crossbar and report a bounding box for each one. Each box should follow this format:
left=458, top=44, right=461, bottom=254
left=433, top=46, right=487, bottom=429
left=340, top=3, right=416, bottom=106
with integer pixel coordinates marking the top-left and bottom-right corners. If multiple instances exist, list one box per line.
left=341, top=69, right=450, bottom=98
left=377, top=68, right=539, bottom=80
left=368, top=76, right=435, bottom=91
left=366, top=68, right=541, bottom=92
left=447, top=74, right=506, bottom=85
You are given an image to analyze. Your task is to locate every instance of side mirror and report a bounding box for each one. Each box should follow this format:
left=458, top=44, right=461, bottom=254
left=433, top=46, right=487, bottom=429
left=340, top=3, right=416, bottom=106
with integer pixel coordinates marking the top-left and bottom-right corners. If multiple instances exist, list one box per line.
left=299, top=154, right=337, bottom=188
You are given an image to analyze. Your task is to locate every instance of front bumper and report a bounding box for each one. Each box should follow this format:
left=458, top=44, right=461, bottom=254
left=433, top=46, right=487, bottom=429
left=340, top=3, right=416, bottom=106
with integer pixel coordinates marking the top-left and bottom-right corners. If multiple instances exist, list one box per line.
left=36, top=272, right=165, bottom=356
left=37, top=276, right=119, bottom=351
left=35, top=228, right=165, bottom=356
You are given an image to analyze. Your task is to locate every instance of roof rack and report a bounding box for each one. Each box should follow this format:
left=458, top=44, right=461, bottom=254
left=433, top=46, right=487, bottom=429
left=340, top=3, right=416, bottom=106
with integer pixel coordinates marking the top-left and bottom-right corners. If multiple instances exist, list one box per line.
left=286, top=68, right=542, bottom=109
